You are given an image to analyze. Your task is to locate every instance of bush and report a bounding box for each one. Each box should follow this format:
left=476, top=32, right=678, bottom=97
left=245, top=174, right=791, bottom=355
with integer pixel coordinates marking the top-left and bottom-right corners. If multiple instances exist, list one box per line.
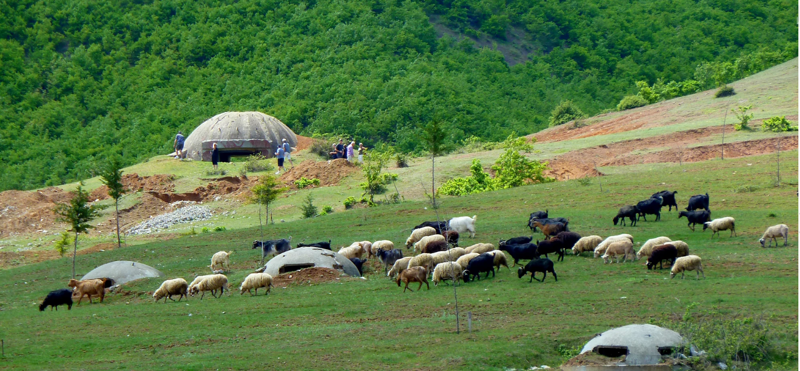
left=53, top=231, right=72, bottom=257
left=213, top=226, right=226, bottom=232
left=395, top=153, right=409, bottom=168
left=295, top=177, right=321, bottom=188
left=617, top=95, right=649, bottom=111
left=205, top=169, right=227, bottom=176
left=309, top=138, right=335, bottom=159
left=300, top=194, right=318, bottom=218
left=343, top=196, right=357, bottom=209
left=761, top=116, right=797, bottom=132
left=578, top=177, right=592, bottom=186
left=243, top=154, right=273, bottom=173
left=715, top=85, right=736, bottom=98
left=732, top=105, right=754, bottom=131
left=201, top=227, right=210, bottom=233
left=322, top=205, right=333, bottom=213
left=549, top=100, right=586, bottom=127
left=438, top=159, right=496, bottom=196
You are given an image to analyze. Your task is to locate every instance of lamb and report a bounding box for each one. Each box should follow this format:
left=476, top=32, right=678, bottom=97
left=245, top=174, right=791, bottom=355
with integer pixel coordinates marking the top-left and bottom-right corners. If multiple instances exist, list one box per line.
left=652, top=190, right=679, bottom=212
left=613, top=205, right=638, bottom=226
left=432, top=262, right=463, bottom=286
left=594, top=234, right=634, bottom=258
left=572, top=235, right=602, bottom=256
left=153, top=278, right=189, bottom=303
left=670, top=255, right=705, bottom=279
left=441, top=230, right=460, bottom=246
left=449, top=215, right=477, bottom=238
left=39, top=289, right=73, bottom=311
left=370, top=240, right=395, bottom=256
left=664, top=240, right=690, bottom=257
left=686, top=193, right=710, bottom=212
left=414, top=221, right=448, bottom=234
left=455, top=253, right=480, bottom=269
left=350, top=257, right=367, bottom=275
left=297, top=240, right=332, bottom=250
left=646, top=244, right=677, bottom=270
left=422, top=239, right=448, bottom=254
left=387, top=257, right=412, bottom=278
left=703, top=217, right=736, bottom=237
left=337, top=245, right=365, bottom=260
left=531, top=221, right=566, bottom=239
left=407, top=253, right=434, bottom=271
left=396, top=266, right=429, bottom=292
left=461, top=252, right=496, bottom=282
left=189, top=274, right=229, bottom=299
left=405, top=227, right=437, bottom=249
left=601, top=240, right=635, bottom=263
left=488, top=250, right=510, bottom=271
left=253, top=237, right=292, bottom=263
left=376, top=249, right=404, bottom=272
left=759, top=224, right=789, bottom=247
left=636, top=236, right=672, bottom=259
left=210, top=251, right=232, bottom=272
left=414, top=234, right=446, bottom=253
left=535, top=238, right=565, bottom=262
left=464, top=243, right=495, bottom=255
left=636, top=196, right=663, bottom=222
left=678, top=210, right=711, bottom=231
left=239, top=273, right=273, bottom=296
left=517, top=258, right=557, bottom=283
left=68, top=278, right=113, bottom=305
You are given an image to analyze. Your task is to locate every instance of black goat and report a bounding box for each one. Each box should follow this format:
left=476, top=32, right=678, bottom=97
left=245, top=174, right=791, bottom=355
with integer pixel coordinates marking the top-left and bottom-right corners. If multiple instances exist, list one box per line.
left=528, top=217, right=570, bottom=232
left=414, top=221, right=449, bottom=234
left=350, top=258, right=367, bottom=276
left=499, top=236, right=533, bottom=249
left=253, top=237, right=292, bottom=263
left=613, top=205, right=639, bottom=226
left=462, top=253, right=496, bottom=282
left=499, top=242, right=540, bottom=267
left=39, top=289, right=73, bottom=311
left=678, top=210, right=711, bottom=231
left=536, top=238, right=565, bottom=262
left=686, top=193, right=710, bottom=212
left=553, top=232, right=581, bottom=251
left=529, top=210, right=548, bottom=221
left=636, top=196, right=663, bottom=222
left=646, top=244, right=677, bottom=270
left=296, top=240, right=331, bottom=250
left=376, top=249, right=404, bottom=273
left=652, top=190, right=679, bottom=211
left=517, top=258, right=557, bottom=283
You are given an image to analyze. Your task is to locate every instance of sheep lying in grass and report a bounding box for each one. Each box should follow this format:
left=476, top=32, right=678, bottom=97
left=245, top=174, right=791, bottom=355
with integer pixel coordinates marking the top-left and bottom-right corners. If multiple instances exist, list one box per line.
left=602, top=240, right=635, bottom=263
left=670, top=255, right=705, bottom=279
left=455, top=253, right=480, bottom=269
left=239, top=273, right=273, bottom=296
left=465, top=243, right=494, bottom=254
left=387, top=257, right=412, bottom=278
left=759, top=224, right=789, bottom=247
left=664, top=241, right=690, bottom=257
left=210, top=251, right=232, bottom=272
left=189, top=274, right=229, bottom=299
left=636, top=237, right=672, bottom=259
left=488, top=250, right=510, bottom=271
left=396, top=266, right=429, bottom=292
left=414, top=234, right=446, bottom=253
left=153, top=278, right=189, bottom=303
left=338, top=245, right=365, bottom=260
left=370, top=240, right=395, bottom=256
left=573, top=235, right=602, bottom=256
left=407, top=253, right=433, bottom=271
left=594, top=234, right=634, bottom=258
left=704, top=217, right=736, bottom=237
left=432, top=262, right=463, bottom=286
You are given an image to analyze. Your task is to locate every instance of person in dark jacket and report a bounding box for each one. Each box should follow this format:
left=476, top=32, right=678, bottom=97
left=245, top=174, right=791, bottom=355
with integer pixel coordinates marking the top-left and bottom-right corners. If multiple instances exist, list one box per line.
left=173, top=131, right=185, bottom=158
left=282, top=139, right=294, bottom=168
left=211, top=143, right=220, bottom=170
left=335, top=139, right=345, bottom=159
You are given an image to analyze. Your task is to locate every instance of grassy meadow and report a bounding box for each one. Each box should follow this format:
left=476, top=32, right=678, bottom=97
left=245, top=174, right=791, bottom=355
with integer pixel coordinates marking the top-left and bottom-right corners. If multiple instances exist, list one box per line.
left=0, top=149, right=796, bottom=370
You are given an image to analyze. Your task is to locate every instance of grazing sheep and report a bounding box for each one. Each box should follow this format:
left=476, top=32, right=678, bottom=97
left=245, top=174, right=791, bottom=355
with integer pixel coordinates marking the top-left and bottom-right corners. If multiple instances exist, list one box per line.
left=449, top=215, right=478, bottom=238
left=462, top=252, right=496, bottom=282
left=39, top=289, right=73, bottom=311
left=422, top=239, right=448, bottom=254
left=613, top=205, right=639, bottom=226
left=670, top=255, right=705, bottom=279
left=572, top=236, right=602, bottom=256
left=376, top=249, right=404, bottom=272
left=350, top=257, right=367, bottom=275
left=297, top=240, right=332, bottom=250
left=188, top=274, right=212, bottom=293
left=646, top=244, right=678, bottom=270
left=601, top=240, right=635, bottom=263
left=636, top=196, right=663, bottom=222
left=664, top=241, right=690, bottom=257
left=406, top=227, right=437, bottom=249
left=210, top=251, right=232, bottom=272
left=455, top=253, right=480, bottom=269
left=678, top=210, right=711, bottom=231
left=432, top=262, right=463, bottom=286
left=488, top=250, right=510, bottom=271
left=407, top=253, right=434, bottom=271
left=253, top=237, right=292, bottom=263
left=498, top=242, right=539, bottom=267
left=396, top=266, right=430, bottom=292
left=464, top=243, right=495, bottom=255
left=430, top=251, right=456, bottom=266
left=239, top=273, right=273, bottom=296
left=414, top=234, right=446, bottom=253
left=636, top=236, right=673, bottom=259
left=414, top=221, right=449, bottom=234
left=441, top=230, right=460, bottom=246
left=553, top=232, right=582, bottom=252
left=387, top=257, right=412, bottom=278
left=350, top=241, right=372, bottom=257
left=447, top=247, right=468, bottom=260
left=517, top=258, right=557, bottom=283
left=531, top=221, right=566, bottom=239
left=703, top=217, right=736, bottom=237
left=594, top=234, right=634, bottom=258
left=153, top=278, right=189, bottom=303
left=68, top=278, right=113, bottom=305
left=652, top=190, right=679, bottom=212
left=371, top=240, right=395, bottom=256
left=686, top=193, right=710, bottom=212
left=338, top=245, right=365, bottom=260
left=759, top=224, right=789, bottom=247
left=189, top=274, right=229, bottom=299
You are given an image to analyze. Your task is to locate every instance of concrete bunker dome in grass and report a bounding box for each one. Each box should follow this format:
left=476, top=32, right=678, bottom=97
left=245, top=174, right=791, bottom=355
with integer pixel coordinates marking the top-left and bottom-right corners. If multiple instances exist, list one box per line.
left=82, top=261, right=164, bottom=285
left=263, top=247, right=361, bottom=277
left=182, top=111, right=298, bottom=161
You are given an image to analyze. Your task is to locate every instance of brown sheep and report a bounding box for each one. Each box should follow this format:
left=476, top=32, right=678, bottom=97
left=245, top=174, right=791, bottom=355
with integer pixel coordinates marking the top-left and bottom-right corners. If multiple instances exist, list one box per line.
left=531, top=221, right=566, bottom=239
left=422, top=239, right=448, bottom=254
left=395, top=266, right=430, bottom=292
left=68, top=278, right=112, bottom=305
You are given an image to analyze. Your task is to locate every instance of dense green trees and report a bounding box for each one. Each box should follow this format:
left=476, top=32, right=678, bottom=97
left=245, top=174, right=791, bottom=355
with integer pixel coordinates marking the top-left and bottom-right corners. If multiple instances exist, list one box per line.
left=1, top=0, right=796, bottom=191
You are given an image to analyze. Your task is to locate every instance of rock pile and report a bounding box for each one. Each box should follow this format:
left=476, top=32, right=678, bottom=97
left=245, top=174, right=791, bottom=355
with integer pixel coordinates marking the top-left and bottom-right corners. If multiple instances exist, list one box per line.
left=126, top=205, right=212, bottom=235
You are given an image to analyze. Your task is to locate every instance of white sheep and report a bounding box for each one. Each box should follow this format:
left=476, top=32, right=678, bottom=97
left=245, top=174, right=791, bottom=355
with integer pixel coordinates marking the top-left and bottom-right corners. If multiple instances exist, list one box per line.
left=594, top=234, right=634, bottom=258
left=414, top=234, right=446, bottom=253
left=449, top=215, right=477, bottom=238
left=210, top=251, right=233, bottom=272
left=455, top=253, right=480, bottom=269
left=355, top=241, right=373, bottom=256
left=407, top=253, right=433, bottom=271
left=465, top=243, right=494, bottom=254
left=665, top=240, right=690, bottom=257
left=704, top=217, right=736, bottom=237
left=670, top=255, right=705, bottom=279
left=759, top=224, right=789, bottom=247
left=153, top=278, right=189, bottom=303
left=188, top=274, right=213, bottom=293
left=430, top=251, right=456, bottom=266
left=447, top=247, right=468, bottom=260
left=601, top=240, right=635, bottom=263
left=405, top=227, right=437, bottom=249
left=370, top=240, right=395, bottom=256
left=239, top=273, right=273, bottom=296
left=636, top=237, right=672, bottom=259
left=572, top=235, right=602, bottom=255
left=387, top=257, right=412, bottom=278
left=488, top=250, right=510, bottom=271
left=189, top=274, right=229, bottom=299
left=338, top=245, right=364, bottom=260
left=432, top=262, right=463, bottom=286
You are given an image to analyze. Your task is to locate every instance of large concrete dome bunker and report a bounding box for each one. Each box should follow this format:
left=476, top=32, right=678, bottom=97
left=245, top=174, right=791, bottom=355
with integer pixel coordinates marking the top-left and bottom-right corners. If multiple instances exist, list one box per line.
left=569, top=324, right=686, bottom=367
left=82, top=261, right=164, bottom=285
left=183, top=111, right=298, bottom=161
left=263, top=247, right=361, bottom=277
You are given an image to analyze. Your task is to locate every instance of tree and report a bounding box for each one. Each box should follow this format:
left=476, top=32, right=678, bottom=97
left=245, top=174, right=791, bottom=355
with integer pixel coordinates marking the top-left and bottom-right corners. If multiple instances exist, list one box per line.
left=360, top=150, right=395, bottom=203
left=492, top=149, right=552, bottom=188
left=250, top=175, right=288, bottom=241
left=54, top=183, right=102, bottom=279
left=99, top=158, right=126, bottom=249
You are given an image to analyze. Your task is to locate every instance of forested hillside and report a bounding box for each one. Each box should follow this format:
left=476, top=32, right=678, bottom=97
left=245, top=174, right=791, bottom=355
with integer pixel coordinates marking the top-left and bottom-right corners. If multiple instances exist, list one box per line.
left=0, top=0, right=796, bottom=191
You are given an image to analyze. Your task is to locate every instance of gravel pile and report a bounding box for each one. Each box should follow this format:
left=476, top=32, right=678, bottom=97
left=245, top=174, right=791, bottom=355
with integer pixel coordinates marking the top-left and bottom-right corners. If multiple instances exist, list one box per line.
left=127, top=205, right=212, bottom=235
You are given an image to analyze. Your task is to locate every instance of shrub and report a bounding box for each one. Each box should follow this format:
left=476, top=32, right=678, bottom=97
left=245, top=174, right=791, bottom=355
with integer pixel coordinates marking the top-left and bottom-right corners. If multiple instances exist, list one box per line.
left=732, top=105, right=754, bottom=131
left=715, top=85, right=736, bottom=98
left=295, top=177, right=321, bottom=188
left=549, top=100, right=586, bottom=127
left=501, top=133, right=534, bottom=153
left=343, top=196, right=357, bottom=209
left=492, top=149, right=552, bottom=188
left=53, top=231, right=72, bottom=257
left=300, top=194, right=318, bottom=218
left=734, top=184, right=760, bottom=193
left=617, top=95, right=649, bottom=111
left=322, top=205, right=333, bottom=213
left=438, top=159, right=496, bottom=196
left=578, top=177, right=592, bottom=186
left=213, top=226, right=226, bottom=232
left=395, top=153, right=409, bottom=168
left=243, top=154, right=273, bottom=173
left=761, top=116, right=796, bottom=132
left=201, top=227, right=210, bottom=233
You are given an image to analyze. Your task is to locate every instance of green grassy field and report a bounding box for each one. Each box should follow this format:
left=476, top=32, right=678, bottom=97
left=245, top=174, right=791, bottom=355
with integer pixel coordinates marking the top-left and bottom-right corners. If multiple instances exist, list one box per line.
left=0, top=149, right=796, bottom=370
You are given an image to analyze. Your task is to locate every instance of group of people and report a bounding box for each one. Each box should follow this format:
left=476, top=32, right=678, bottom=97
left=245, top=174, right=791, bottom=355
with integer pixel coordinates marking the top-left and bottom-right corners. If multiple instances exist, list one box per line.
left=274, top=138, right=294, bottom=174
left=331, top=139, right=366, bottom=163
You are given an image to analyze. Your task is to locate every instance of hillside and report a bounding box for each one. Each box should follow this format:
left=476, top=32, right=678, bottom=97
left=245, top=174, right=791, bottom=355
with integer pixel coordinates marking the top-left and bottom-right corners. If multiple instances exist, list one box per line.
left=1, top=0, right=797, bottom=191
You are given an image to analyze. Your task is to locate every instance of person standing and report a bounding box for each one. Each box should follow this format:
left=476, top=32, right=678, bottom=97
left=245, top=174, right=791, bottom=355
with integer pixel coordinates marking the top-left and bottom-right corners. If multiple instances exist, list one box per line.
left=335, top=139, right=345, bottom=159
left=282, top=139, right=294, bottom=168
left=275, top=144, right=286, bottom=174
left=358, top=143, right=366, bottom=162
left=211, top=143, right=220, bottom=170
left=346, top=141, right=355, bottom=162
left=174, top=131, right=185, bottom=158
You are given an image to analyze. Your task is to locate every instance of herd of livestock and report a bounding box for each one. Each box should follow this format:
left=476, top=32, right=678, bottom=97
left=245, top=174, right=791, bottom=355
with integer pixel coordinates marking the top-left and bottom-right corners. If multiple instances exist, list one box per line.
left=38, top=190, right=791, bottom=311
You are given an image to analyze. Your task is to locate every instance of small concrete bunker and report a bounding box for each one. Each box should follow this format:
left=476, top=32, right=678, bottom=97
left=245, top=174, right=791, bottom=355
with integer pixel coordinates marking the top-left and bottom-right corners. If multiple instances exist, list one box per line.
left=82, top=261, right=164, bottom=285
left=183, top=111, right=298, bottom=162
left=564, top=324, right=685, bottom=369
left=263, top=247, right=361, bottom=277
